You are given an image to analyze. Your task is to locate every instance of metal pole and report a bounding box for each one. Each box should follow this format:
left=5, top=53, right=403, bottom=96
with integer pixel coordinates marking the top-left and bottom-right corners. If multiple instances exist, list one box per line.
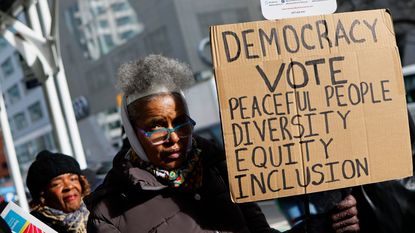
left=42, top=77, right=74, bottom=155
left=0, top=93, right=29, bottom=211
left=46, top=0, right=87, bottom=168
left=55, top=63, right=87, bottom=168
left=25, top=1, right=73, bottom=155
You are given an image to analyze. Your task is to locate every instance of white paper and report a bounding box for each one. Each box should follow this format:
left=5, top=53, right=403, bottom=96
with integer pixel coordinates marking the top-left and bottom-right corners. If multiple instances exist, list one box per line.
left=260, top=0, right=337, bottom=20
left=1, top=202, right=57, bottom=233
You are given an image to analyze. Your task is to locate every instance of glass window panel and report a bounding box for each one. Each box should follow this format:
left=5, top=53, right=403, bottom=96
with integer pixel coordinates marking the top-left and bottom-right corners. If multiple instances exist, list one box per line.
left=13, top=112, right=28, bottom=131
left=1, top=57, right=15, bottom=77
left=116, top=16, right=132, bottom=27
left=0, top=37, right=8, bottom=50
left=99, top=20, right=109, bottom=28
left=28, top=102, right=44, bottom=123
left=6, top=84, right=21, bottom=104
left=111, top=2, right=128, bottom=12
left=64, top=0, right=143, bottom=60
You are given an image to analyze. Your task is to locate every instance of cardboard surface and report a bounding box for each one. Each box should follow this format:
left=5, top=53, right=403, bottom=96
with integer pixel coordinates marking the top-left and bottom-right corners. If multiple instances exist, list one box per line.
left=210, top=9, right=413, bottom=203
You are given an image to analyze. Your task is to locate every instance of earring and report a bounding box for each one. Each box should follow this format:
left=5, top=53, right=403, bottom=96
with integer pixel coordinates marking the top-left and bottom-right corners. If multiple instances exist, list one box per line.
left=39, top=192, right=46, bottom=205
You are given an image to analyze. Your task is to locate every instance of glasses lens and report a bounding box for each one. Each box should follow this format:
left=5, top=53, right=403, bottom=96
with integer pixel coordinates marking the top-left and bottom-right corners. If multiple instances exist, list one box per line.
left=143, top=117, right=195, bottom=145
left=149, top=130, right=169, bottom=144
left=175, top=122, right=193, bottom=137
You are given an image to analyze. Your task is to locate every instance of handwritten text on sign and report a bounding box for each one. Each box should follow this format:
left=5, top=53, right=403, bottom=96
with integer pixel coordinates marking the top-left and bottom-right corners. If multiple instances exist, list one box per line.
left=210, top=9, right=412, bottom=203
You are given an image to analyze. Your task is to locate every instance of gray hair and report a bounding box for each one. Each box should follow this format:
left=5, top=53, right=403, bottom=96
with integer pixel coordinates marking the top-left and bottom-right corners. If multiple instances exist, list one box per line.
left=117, top=54, right=194, bottom=121
left=117, top=54, right=194, bottom=103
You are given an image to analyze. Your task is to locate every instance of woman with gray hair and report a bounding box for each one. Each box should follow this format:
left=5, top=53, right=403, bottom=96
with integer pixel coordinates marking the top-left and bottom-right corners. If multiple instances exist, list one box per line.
left=85, top=54, right=358, bottom=233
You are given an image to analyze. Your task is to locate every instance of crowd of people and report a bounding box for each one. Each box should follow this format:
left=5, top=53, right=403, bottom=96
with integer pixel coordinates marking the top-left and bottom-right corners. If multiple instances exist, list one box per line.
left=0, top=54, right=413, bottom=233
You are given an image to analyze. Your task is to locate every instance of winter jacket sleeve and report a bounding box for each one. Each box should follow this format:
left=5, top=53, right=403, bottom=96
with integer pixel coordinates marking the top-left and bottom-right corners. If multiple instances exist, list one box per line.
left=87, top=209, right=121, bottom=233
left=86, top=189, right=122, bottom=233
left=238, top=202, right=281, bottom=233
left=212, top=154, right=281, bottom=233
left=201, top=136, right=309, bottom=233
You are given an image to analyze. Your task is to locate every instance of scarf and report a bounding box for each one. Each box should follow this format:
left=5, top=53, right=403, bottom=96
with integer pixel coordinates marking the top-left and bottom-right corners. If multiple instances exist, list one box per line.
left=130, top=138, right=203, bottom=189
left=37, top=202, right=89, bottom=233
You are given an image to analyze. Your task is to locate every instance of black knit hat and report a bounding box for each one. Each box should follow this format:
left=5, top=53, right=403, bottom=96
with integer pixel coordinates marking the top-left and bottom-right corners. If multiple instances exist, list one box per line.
left=26, top=150, right=81, bottom=200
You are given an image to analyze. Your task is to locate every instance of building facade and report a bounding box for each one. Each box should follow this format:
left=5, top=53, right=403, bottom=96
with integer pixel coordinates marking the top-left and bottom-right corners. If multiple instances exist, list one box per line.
left=0, top=36, right=56, bottom=177
left=57, top=0, right=263, bottom=161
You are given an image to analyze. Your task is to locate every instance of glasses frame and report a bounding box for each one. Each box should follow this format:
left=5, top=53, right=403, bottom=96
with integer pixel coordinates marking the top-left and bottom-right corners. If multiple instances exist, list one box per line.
left=136, top=116, right=196, bottom=145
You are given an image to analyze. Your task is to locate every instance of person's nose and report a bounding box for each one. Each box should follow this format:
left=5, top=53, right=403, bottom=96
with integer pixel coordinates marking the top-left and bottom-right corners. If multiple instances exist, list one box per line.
left=169, top=130, right=180, bottom=143
left=62, top=179, right=74, bottom=192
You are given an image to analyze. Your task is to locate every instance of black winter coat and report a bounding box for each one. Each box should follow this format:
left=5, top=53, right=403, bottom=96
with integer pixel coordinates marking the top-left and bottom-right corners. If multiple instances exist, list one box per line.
left=30, top=211, right=71, bottom=233
left=353, top=111, right=415, bottom=233
left=85, top=136, right=279, bottom=233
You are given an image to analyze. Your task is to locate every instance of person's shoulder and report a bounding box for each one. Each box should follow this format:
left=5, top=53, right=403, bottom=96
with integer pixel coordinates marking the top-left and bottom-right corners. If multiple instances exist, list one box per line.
left=0, top=216, right=11, bottom=233
left=84, top=162, right=126, bottom=214
left=194, top=135, right=225, bottom=165
left=30, top=210, right=68, bottom=232
left=84, top=172, right=125, bottom=213
left=86, top=194, right=113, bottom=219
left=30, top=210, right=45, bottom=221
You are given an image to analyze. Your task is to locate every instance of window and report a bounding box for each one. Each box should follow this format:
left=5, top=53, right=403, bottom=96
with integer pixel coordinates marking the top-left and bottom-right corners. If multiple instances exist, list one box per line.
left=104, top=35, right=114, bottom=47
left=28, top=102, right=43, bottom=123
left=33, top=134, right=49, bottom=152
left=6, top=84, right=21, bottom=104
left=13, top=112, right=28, bottom=130
left=116, top=16, right=132, bottom=27
left=1, top=57, right=15, bottom=77
left=99, top=20, right=109, bottom=28
left=120, top=30, right=134, bottom=40
left=15, top=133, right=56, bottom=164
left=111, top=2, right=128, bottom=12
left=108, top=120, right=121, bottom=130
left=16, top=143, right=33, bottom=164
left=43, top=132, right=56, bottom=150
left=95, top=6, right=107, bottom=14
left=64, top=0, right=142, bottom=60
left=0, top=37, right=8, bottom=50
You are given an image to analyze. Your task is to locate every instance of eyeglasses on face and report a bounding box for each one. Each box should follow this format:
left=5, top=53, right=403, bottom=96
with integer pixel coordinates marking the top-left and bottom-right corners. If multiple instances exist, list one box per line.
left=136, top=116, right=196, bottom=145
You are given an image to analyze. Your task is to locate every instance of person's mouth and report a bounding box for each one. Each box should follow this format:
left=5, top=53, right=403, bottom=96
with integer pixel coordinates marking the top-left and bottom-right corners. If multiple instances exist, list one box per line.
left=64, top=194, right=78, bottom=202
left=163, top=149, right=182, bottom=160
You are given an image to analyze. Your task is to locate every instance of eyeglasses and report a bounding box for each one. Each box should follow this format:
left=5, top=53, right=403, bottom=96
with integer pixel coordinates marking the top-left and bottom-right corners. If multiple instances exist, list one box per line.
left=137, top=116, right=196, bottom=145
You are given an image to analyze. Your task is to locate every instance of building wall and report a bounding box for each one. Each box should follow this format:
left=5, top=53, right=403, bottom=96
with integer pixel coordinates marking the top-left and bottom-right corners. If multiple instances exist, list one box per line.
left=59, top=0, right=264, bottom=115
left=57, top=0, right=265, bottom=160
left=174, top=0, right=262, bottom=73
left=0, top=35, right=55, bottom=177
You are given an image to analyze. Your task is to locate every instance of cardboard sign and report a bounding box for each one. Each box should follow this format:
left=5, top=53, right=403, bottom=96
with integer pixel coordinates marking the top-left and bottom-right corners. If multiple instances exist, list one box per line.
left=260, top=0, right=337, bottom=20
left=210, top=9, right=413, bottom=203
left=1, top=201, right=57, bottom=233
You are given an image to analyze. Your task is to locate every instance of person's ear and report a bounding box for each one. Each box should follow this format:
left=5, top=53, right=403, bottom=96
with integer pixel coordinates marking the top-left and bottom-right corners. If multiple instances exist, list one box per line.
left=39, top=191, right=46, bottom=205
left=79, top=175, right=91, bottom=196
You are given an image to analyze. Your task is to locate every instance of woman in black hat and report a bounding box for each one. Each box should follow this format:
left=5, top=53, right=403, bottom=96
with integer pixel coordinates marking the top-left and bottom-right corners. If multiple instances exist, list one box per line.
left=26, top=150, right=90, bottom=233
